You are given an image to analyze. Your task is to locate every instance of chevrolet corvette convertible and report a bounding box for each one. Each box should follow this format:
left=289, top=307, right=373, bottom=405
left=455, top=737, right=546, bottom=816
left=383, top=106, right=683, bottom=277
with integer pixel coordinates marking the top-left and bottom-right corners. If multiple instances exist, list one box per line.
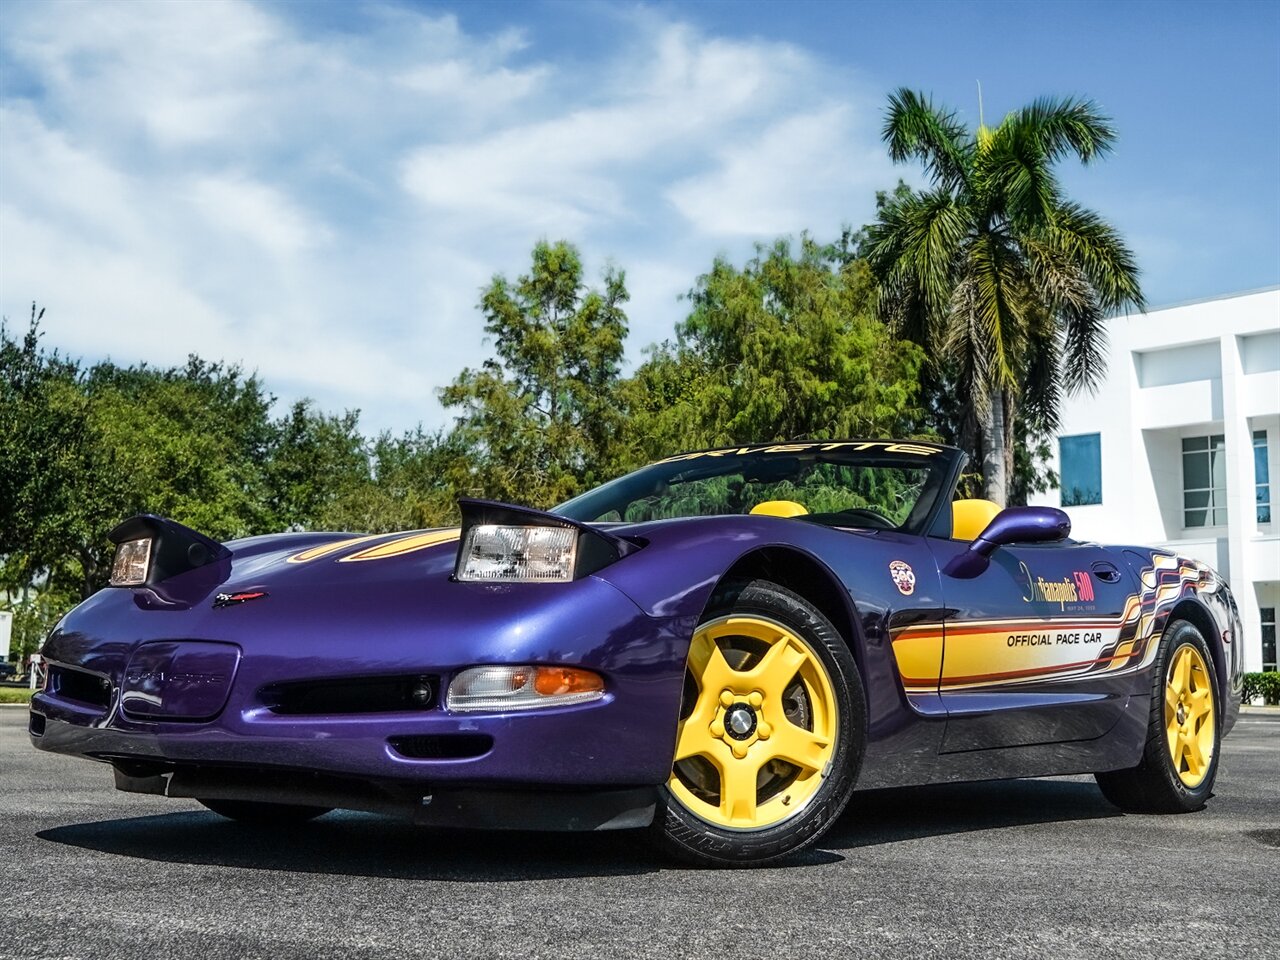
left=30, top=440, right=1242, bottom=866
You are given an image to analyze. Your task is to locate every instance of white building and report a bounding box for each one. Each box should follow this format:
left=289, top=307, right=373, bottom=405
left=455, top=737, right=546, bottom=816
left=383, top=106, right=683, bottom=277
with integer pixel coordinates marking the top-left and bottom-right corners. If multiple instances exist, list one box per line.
left=1029, top=287, right=1279, bottom=673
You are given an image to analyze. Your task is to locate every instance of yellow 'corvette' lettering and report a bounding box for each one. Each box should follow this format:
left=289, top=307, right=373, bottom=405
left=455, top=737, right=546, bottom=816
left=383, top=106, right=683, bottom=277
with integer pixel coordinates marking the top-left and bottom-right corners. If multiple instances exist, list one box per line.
left=654, top=440, right=940, bottom=465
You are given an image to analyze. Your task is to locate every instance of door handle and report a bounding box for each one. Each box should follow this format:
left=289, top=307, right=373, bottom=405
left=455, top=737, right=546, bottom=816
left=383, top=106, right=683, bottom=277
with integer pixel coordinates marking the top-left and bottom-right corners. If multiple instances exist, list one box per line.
left=1092, top=561, right=1123, bottom=583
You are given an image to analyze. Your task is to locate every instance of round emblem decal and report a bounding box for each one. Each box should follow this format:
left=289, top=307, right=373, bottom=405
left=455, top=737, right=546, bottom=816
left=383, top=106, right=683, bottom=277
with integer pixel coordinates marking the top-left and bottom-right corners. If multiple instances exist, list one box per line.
left=889, top=560, right=916, bottom=596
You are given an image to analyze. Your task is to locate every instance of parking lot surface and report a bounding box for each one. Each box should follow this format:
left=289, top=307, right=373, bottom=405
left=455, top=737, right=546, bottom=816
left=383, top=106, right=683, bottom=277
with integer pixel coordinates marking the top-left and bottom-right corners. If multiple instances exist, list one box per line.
left=1, top=707, right=1276, bottom=960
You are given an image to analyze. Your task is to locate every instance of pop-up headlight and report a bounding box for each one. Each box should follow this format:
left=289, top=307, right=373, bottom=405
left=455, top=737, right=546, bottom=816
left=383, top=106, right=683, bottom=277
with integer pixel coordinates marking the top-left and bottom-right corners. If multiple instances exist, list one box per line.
left=453, top=498, right=640, bottom=584
left=110, top=538, right=153, bottom=586
left=106, top=514, right=230, bottom=590
left=457, top=525, right=577, bottom=582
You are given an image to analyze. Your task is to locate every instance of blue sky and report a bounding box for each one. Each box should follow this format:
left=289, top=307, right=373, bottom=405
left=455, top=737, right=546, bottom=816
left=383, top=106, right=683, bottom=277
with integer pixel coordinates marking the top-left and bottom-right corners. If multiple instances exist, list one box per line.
left=2, top=0, right=1277, bottom=434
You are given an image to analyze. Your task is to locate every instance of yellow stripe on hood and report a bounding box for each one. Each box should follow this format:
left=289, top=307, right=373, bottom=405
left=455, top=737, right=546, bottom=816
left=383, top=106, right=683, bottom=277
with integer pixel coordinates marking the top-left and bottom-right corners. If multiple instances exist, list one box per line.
left=287, top=534, right=386, bottom=564
left=339, top=529, right=461, bottom=562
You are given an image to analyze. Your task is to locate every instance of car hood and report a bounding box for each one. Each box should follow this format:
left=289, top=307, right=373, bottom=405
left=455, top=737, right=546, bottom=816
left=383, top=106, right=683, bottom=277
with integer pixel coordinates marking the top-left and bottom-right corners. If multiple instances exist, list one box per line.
left=222, top=527, right=465, bottom=589
left=42, top=522, right=671, bottom=688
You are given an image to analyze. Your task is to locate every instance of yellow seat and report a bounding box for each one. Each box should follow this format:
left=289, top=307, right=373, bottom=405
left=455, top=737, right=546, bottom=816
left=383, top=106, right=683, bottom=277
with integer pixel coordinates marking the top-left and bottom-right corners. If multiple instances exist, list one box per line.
left=750, top=500, right=808, bottom=518
left=952, top=498, right=1002, bottom=541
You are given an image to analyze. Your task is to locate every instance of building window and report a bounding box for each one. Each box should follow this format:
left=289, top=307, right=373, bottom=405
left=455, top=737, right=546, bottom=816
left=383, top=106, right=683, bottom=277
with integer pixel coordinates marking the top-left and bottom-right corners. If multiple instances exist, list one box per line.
left=1060, top=433, right=1102, bottom=506
left=1255, top=430, right=1271, bottom=524
left=1182, top=434, right=1227, bottom=527
left=1263, top=607, right=1277, bottom=672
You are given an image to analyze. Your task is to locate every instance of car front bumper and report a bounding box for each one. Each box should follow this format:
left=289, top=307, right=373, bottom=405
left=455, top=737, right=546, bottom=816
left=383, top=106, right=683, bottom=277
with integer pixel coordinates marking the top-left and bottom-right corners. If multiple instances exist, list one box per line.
left=29, top=680, right=668, bottom=830
left=29, top=571, right=693, bottom=828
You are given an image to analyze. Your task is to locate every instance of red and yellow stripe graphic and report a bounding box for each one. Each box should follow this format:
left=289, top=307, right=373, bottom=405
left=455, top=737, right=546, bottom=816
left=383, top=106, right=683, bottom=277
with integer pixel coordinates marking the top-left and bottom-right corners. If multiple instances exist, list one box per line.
left=891, top=553, right=1220, bottom=694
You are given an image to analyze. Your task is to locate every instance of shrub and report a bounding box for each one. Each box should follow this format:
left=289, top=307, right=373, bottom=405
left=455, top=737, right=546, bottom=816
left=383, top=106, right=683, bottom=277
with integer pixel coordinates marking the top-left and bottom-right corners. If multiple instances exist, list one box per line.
left=1241, top=672, right=1280, bottom=706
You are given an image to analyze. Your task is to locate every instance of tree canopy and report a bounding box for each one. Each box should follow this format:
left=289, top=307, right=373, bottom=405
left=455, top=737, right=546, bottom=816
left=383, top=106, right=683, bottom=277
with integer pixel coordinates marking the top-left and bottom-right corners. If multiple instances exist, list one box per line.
left=439, top=240, right=630, bottom=509
left=624, top=237, right=927, bottom=461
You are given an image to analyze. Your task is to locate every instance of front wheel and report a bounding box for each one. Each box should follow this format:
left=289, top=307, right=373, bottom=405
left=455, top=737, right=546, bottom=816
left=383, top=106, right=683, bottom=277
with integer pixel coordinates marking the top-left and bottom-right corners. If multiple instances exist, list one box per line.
left=199, top=799, right=332, bottom=824
left=1094, top=619, right=1221, bottom=813
left=654, top=579, right=865, bottom=867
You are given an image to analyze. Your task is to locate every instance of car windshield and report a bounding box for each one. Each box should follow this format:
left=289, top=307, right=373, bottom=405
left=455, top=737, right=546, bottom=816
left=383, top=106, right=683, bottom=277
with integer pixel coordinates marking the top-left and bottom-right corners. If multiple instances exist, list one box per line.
left=556, top=441, right=953, bottom=533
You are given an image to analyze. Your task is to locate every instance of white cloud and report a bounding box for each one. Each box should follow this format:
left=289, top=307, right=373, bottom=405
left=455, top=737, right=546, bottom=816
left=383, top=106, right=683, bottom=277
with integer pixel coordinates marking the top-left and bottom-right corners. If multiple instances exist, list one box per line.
left=0, top=0, right=890, bottom=433
left=6, top=0, right=280, bottom=146
left=666, top=105, right=892, bottom=237
left=190, top=175, right=329, bottom=258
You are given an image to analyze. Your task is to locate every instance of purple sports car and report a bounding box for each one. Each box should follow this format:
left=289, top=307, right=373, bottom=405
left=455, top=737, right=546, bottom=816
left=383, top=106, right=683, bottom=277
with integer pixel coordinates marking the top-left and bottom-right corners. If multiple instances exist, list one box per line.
left=30, top=440, right=1242, bottom=866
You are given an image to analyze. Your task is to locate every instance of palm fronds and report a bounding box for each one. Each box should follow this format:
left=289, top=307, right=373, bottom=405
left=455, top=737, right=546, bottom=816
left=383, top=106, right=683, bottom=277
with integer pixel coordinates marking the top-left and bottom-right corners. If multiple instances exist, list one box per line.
left=869, top=89, right=1143, bottom=497
left=883, top=88, right=972, bottom=192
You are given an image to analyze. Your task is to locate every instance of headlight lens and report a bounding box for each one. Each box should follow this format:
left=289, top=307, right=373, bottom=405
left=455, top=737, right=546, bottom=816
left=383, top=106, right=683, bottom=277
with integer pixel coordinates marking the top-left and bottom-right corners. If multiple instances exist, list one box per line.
left=110, top=538, right=152, bottom=586
left=456, top=524, right=577, bottom=582
left=447, top=665, right=605, bottom=712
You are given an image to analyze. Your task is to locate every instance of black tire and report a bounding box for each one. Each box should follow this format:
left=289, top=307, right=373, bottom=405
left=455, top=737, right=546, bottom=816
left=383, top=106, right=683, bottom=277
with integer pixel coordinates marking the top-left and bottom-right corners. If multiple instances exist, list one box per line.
left=653, top=578, right=865, bottom=867
left=1094, top=619, right=1221, bottom=813
left=199, top=799, right=332, bottom=824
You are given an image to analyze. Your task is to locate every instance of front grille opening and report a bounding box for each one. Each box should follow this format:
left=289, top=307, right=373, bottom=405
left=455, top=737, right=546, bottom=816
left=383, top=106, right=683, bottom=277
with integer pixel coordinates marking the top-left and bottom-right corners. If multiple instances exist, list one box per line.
left=48, top=666, right=112, bottom=708
left=388, top=734, right=493, bottom=760
left=261, top=674, right=439, bottom=715
left=28, top=712, right=46, bottom=736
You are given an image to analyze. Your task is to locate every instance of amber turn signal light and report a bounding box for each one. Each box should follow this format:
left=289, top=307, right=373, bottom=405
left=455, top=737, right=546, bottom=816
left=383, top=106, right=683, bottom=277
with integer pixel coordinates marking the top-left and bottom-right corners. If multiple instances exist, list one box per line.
left=447, top=664, right=606, bottom=712
left=533, top=666, right=605, bottom=697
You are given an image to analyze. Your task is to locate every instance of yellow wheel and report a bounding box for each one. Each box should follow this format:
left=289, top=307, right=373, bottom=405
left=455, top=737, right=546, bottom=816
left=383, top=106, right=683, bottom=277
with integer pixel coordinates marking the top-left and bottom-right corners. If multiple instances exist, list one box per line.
left=668, top=615, right=839, bottom=830
left=1095, top=619, right=1221, bottom=813
left=1164, top=643, right=1215, bottom=787
left=655, top=579, right=863, bottom=866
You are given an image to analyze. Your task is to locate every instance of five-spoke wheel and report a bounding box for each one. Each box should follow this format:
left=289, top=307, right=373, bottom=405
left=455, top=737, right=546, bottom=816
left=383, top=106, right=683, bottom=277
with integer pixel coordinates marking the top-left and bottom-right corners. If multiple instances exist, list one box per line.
left=669, top=615, right=838, bottom=830
left=1095, top=619, right=1221, bottom=813
left=655, top=579, right=864, bottom=866
left=1164, top=642, right=1216, bottom=788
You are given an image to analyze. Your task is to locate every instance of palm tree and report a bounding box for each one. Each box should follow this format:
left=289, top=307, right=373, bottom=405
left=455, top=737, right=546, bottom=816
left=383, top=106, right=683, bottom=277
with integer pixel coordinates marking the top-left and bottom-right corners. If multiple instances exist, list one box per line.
left=865, top=89, right=1144, bottom=505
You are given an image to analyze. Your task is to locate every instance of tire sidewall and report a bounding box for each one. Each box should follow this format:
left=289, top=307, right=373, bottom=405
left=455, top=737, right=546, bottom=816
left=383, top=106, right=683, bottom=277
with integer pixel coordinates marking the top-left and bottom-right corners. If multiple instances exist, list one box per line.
left=1148, top=620, right=1222, bottom=808
left=656, top=578, right=866, bottom=866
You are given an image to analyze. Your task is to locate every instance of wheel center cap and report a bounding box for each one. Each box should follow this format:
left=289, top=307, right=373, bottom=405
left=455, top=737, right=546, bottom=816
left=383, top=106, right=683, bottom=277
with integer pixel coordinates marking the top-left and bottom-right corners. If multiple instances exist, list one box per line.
left=1176, top=704, right=1187, bottom=725
left=724, top=704, right=757, bottom=741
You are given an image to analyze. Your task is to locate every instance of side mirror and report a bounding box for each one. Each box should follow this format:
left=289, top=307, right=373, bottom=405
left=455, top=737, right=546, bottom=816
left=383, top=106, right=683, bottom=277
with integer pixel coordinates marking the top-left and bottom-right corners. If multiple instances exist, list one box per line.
left=944, top=506, right=1071, bottom=579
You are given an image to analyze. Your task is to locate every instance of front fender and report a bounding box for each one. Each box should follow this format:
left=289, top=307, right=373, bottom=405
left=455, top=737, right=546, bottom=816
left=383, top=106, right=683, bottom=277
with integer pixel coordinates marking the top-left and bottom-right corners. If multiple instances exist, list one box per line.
left=596, top=516, right=950, bottom=788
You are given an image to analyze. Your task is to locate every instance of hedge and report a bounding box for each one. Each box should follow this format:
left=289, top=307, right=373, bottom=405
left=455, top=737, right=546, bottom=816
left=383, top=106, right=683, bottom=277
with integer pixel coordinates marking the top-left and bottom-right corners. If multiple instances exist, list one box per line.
left=1242, top=672, right=1280, bottom=706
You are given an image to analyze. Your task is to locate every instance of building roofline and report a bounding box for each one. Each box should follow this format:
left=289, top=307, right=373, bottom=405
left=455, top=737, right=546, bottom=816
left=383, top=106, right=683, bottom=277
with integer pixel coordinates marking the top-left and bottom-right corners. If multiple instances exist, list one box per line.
left=1114, top=284, right=1280, bottom=318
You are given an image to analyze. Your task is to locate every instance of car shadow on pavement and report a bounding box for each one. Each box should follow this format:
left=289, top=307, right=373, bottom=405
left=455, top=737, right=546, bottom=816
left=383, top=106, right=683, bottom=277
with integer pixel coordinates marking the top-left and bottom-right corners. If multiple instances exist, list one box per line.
left=824, top=777, right=1121, bottom=850
left=37, top=778, right=1119, bottom=878
left=37, top=810, right=667, bottom=881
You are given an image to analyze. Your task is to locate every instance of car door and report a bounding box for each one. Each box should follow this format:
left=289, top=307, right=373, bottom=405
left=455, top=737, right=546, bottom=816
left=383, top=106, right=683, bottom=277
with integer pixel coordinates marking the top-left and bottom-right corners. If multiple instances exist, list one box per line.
left=927, top=536, right=1137, bottom=752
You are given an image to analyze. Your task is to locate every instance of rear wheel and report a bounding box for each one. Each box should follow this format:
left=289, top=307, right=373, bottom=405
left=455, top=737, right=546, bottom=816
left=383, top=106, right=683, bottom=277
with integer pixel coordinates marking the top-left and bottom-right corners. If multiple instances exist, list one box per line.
left=199, top=799, right=332, bottom=824
left=1094, top=619, right=1220, bottom=813
left=654, top=579, right=864, bottom=867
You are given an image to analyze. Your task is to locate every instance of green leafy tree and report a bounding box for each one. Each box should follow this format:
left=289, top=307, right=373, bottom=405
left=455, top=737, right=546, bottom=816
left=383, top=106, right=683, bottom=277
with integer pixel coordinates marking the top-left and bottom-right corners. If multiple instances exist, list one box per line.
left=0, top=307, right=90, bottom=595
left=317, top=428, right=465, bottom=533
left=74, top=362, right=275, bottom=595
left=265, top=400, right=370, bottom=531
left=1, top=311, right=278, bottom=598
left=624, top=237, right=927, bottom=460
left=865, top=89, right=1144, bottom=504
left=440, top=240, right=629, bottom=508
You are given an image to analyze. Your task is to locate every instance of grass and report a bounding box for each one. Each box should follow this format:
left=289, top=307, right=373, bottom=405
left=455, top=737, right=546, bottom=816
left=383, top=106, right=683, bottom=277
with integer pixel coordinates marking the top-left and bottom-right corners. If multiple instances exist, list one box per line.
left=0, top=687, right=34, bottom=704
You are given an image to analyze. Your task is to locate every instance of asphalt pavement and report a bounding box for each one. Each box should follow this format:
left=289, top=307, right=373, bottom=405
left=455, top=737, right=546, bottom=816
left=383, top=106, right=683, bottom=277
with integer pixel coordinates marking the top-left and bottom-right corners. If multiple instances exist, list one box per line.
left=1, top=706, right=1276, bottom=960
